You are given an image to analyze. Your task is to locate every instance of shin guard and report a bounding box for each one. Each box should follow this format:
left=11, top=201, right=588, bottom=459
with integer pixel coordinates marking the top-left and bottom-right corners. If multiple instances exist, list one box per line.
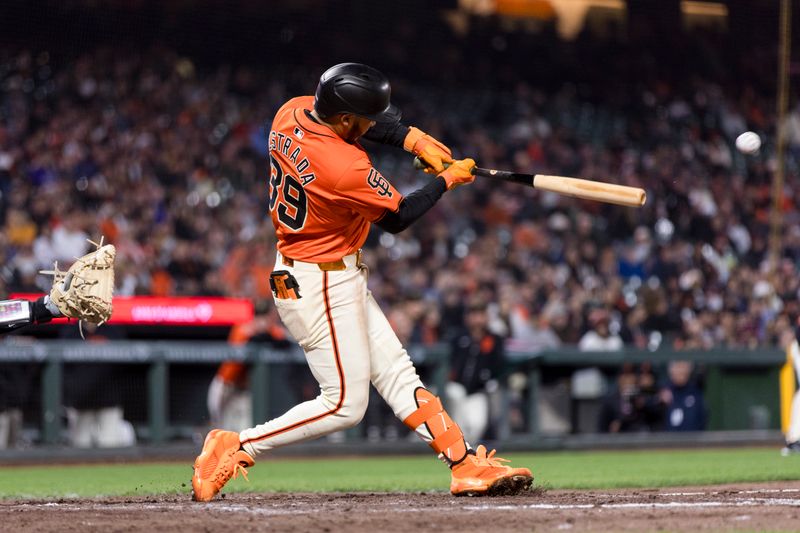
left=403, top=388, right=468, bottom=465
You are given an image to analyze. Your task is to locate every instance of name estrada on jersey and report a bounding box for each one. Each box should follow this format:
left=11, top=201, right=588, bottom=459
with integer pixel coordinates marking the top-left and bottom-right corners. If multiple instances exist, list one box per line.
left=268, top=96, right=401, bottom=263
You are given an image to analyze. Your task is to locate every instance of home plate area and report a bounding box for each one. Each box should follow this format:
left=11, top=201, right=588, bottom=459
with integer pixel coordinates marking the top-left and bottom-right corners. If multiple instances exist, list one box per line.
left=4, top=482, right=800, bottom=532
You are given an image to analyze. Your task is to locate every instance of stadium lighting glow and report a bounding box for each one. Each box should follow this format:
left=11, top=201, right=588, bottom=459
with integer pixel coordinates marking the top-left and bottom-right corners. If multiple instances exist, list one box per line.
left=681, top=1, right=728, bottom=17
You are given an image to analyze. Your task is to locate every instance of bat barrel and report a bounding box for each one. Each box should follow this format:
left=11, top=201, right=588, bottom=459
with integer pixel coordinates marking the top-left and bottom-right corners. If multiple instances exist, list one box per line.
left=413, top=157, right=646, bottom=208
left=533, top=174, right=646, bottom=208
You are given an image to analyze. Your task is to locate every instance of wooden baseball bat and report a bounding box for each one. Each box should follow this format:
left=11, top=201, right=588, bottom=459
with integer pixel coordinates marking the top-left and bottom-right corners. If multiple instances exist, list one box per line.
left=413, top=158, right=646, bottom=208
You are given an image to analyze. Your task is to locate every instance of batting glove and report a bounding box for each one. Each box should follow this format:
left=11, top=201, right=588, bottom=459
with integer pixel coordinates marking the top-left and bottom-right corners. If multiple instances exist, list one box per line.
left=439, top=158, right=476, bottom=190
left=404, top=127, right=454, bottom=174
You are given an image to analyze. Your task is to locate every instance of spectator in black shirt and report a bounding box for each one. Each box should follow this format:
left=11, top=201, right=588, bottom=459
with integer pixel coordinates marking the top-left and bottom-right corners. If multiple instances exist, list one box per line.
left=445, top=299, right=506, bottom=443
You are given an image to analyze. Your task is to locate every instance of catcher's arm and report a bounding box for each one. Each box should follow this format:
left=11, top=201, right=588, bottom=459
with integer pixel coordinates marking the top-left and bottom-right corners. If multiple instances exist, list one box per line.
left=0, top=296, right=61, bottom=334
left=42, top=238, right=116, bottom=327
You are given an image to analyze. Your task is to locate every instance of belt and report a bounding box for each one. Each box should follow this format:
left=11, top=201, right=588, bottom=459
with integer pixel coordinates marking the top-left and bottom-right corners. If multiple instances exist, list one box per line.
left=281, top=249, right=363, bottom=271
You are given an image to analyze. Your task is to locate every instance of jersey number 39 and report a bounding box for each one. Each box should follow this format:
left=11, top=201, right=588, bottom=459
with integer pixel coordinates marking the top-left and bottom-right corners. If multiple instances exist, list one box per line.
left=269, top=154, right=308, bottom=231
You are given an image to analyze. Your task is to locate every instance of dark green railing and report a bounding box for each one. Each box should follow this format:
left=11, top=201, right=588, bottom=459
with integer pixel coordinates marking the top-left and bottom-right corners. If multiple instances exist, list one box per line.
left=0, top=341, right=786, bottom=443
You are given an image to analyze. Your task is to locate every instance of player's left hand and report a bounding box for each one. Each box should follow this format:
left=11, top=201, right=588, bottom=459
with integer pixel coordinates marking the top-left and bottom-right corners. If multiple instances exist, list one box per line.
left=404, top=127, right=454, bottom=174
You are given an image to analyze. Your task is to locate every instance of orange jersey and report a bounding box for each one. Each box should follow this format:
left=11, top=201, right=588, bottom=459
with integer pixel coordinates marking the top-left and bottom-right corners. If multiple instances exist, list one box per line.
left=268, top=96, right=402, bottom=262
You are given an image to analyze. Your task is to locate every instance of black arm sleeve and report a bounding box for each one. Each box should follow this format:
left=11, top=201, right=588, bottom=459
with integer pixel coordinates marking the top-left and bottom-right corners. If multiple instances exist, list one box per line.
left=376, top=177, right=447, bottom=234
left=30, top=296, right=56, bottom=324
left=362, top=120, right=408, bottom=148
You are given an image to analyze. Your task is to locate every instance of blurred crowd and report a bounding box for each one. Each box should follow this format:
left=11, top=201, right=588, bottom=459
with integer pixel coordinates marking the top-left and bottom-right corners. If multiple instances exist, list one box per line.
left=2, top=19, right=800, bottom=357
left=598, top=360, right=706, bottom=434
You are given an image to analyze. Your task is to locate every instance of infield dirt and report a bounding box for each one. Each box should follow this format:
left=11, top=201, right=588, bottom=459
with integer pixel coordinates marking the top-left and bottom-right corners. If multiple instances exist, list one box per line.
left=3, top=481, right=800, bottom=532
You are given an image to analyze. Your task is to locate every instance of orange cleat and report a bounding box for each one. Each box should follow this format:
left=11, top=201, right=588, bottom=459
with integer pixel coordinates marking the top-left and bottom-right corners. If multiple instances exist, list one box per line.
left=450, top=445, right=533, bottom=496
left=191, top=429, right=255, bottom=502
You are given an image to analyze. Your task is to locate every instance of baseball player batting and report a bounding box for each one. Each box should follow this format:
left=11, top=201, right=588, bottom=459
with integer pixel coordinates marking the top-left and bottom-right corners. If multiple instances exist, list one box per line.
left=192, top=63, right=533, bottom=500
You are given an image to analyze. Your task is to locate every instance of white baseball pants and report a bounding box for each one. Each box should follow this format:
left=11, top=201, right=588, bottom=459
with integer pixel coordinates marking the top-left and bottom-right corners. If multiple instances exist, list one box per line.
left=445, top=382, right=489, bottom=444
left=207, top=375, right=253, bottom=432
left=787, top=341, right=800, bottom=444
left=240, top=252, right=430, bottom=456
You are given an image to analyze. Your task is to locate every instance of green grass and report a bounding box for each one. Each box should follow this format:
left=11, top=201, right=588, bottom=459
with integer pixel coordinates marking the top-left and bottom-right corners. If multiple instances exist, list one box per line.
left=2, top=447, right=799, bottom=499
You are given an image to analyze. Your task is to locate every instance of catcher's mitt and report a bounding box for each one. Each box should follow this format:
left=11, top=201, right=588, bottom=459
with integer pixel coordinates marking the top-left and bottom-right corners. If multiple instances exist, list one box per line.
left=43, top=239, right=116, bottom=325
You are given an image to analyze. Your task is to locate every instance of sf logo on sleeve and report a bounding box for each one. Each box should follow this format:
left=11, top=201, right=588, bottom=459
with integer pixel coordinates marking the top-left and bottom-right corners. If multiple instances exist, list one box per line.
left=366, top=169, right=393, bottom=198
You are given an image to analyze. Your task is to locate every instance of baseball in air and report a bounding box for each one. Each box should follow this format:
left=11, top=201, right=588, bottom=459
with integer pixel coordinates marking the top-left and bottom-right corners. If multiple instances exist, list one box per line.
left=735, top=131, right=761, bottom=154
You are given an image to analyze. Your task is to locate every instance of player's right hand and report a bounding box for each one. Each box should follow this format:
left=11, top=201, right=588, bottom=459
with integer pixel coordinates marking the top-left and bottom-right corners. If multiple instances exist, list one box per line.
left=439, top=158, right=476, bottom=190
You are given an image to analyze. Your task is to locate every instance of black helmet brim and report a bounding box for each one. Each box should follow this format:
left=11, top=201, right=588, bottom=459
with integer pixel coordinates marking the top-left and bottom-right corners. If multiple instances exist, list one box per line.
left=361, top=102, right=401, bottom=124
